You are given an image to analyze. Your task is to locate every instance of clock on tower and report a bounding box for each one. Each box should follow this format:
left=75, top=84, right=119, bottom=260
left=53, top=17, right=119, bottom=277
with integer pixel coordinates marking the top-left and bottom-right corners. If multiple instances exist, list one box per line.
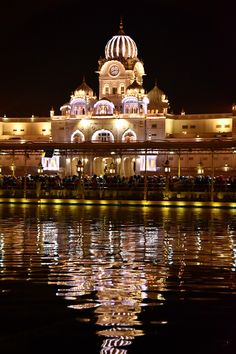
left=109, top=65, right=119, bottom=76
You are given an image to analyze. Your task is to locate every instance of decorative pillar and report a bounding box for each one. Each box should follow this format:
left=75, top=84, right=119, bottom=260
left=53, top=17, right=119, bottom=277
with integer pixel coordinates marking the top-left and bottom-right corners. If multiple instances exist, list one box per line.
left=144, top=148, right=148, bottom=200
left=178, top=152, right=181, bottom=177
left=23, top=151, right=27, bottom=198
left=211, top=151, right=214, bottom=202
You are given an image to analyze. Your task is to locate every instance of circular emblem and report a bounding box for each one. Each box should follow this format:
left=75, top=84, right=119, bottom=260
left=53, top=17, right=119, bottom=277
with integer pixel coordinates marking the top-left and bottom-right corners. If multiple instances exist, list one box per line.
left=109, top=65, right=119, bottom=76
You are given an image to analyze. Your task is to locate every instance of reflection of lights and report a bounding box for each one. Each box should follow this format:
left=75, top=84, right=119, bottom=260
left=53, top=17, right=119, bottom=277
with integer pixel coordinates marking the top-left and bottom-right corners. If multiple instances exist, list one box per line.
left=68, top=303, right=100, bottom=310
left=227, top=229, right=236, bottom=270
left=39, top=221, right=59, bottom=260
left=101, top=348, right=127, bottom=354
left=4, top=206, right=236, bottom=354
left=101, top=337, right=133, bottom=354
left=55, top=259, right=147, bottom=351
left=95, top=307, right=141, bottom=326
left=97, top=327, right=143, bottom=338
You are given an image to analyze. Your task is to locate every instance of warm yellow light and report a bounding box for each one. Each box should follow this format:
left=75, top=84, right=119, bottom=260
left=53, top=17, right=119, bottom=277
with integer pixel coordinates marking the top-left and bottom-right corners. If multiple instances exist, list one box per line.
left=115, top=118, right=123, bottom=129
left=77, top=160, right=84, bottom=172
left=80, top=119, right=90, bottom=128
left=223, top=163, right=230, bottom=171
left=197, top=162, right=204, bottom=175
left=164, top=160, right=171, bottom=173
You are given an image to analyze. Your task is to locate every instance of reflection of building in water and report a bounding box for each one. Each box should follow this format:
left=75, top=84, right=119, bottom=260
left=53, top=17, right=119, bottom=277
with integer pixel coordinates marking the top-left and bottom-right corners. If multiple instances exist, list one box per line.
left=60, top=262, right=146, bottom=352
left=1, top=206, right=235, bottom=353
left=46, top=214, right=170, bottom=353
left=101, top=337, right=133, bottom=354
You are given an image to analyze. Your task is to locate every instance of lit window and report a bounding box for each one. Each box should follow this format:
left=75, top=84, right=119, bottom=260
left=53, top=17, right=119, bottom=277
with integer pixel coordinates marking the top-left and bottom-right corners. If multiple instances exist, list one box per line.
left=98, top=132, right=111, bottom=142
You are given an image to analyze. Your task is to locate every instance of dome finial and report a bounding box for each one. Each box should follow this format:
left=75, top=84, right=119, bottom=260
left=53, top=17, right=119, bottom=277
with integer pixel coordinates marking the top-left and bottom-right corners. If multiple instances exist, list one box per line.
left=118, top=16, right=125, bottom=34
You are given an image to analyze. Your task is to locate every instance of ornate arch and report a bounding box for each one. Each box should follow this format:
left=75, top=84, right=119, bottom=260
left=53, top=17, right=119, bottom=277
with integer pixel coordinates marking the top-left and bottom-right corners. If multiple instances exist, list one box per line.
left=71, top=129, right=85, bottom=143
left=122, top=96, right=139, bottom=114
left=122, top=129, right=137, bottom=142
left=70, top=98, right=87, bottom=115
left=91, top=129, right=114, bottom=143
left=94, top=99, right=115, bottom=115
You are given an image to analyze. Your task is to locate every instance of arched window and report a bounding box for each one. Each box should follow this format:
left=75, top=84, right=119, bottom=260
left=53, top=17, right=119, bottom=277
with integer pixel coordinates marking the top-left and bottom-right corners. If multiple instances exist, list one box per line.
left=92, top=129, right=114, bottom=143
left=71, top=130, right=85, bottom=143
left=122, top=129, right=137, bottom=142
left=94, top=100, right=115, bottom=115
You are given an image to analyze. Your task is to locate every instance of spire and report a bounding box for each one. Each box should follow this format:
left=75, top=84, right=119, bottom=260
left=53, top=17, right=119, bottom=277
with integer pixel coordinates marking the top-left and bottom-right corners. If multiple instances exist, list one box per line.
left=118, top=16, right=125, bottom=35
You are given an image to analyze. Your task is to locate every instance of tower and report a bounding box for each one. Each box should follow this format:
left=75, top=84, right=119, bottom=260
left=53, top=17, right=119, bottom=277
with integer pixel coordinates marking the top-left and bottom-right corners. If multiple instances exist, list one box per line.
left=97, top=18, right=145, bottom=112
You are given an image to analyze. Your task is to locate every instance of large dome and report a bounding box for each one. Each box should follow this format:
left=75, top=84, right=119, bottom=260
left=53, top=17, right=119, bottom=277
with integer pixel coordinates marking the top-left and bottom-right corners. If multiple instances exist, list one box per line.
left=105, top=19, right=138, bottom=60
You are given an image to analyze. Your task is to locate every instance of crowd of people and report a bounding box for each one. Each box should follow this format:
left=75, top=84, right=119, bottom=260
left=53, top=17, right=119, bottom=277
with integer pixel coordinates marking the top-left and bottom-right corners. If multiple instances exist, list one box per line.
left=0, top=173, right=235, bottom=192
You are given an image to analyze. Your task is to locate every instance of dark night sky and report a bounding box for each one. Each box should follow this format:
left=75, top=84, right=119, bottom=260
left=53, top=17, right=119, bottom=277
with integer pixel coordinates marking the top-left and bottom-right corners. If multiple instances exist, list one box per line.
left=0, top=0, right=235, bottom=117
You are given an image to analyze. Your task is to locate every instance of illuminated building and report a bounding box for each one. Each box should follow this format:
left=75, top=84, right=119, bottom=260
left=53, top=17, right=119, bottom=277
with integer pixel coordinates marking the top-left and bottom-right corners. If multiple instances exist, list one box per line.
left=0, top=19, right=236, bottom=178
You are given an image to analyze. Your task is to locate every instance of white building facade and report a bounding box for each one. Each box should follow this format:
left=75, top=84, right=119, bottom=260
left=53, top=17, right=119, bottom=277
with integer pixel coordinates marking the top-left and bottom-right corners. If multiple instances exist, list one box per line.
left=0, top=19, right=236, bottom=178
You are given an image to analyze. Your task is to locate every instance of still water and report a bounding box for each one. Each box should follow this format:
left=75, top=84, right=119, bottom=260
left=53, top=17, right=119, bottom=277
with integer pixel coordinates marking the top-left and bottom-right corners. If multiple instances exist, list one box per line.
left=0, top=204, right=235, bottom=354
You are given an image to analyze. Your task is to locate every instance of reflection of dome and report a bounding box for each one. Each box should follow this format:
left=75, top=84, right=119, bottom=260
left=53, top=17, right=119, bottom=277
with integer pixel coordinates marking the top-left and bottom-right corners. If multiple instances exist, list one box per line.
left=105, top=19, right=138, bottom=60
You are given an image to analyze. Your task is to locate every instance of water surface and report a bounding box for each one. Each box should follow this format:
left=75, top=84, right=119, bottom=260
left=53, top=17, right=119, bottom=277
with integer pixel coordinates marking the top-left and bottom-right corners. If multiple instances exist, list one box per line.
left=0, top=204, right=235, bottom=353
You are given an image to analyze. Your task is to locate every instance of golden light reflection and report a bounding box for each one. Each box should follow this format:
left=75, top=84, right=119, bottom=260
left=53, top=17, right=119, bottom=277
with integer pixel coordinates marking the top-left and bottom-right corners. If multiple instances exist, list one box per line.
left=1, top=205, right=236, bottom=353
